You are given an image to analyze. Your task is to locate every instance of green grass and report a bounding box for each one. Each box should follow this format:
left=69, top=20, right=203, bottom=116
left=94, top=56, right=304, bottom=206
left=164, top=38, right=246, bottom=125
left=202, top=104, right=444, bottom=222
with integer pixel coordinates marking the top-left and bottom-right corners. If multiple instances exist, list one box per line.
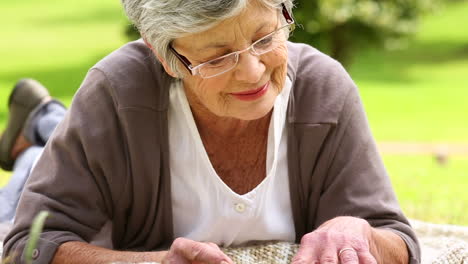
left=0, top=0, right=129, bottom=190
left=350, top=1, right=468, bottom=142
left=0, top=0, right=467, bottom=226
left=0, top=170, right=9, bottom=187
left=0, top=0, right=128, bottom=124
left=384, top=155, right=468, bottom=225
left=0, top=0, right=129, bottom=204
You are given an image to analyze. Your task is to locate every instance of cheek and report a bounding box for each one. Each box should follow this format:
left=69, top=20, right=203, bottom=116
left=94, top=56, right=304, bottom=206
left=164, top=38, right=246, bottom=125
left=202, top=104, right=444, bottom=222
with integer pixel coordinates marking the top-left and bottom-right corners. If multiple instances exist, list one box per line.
left=184, top=77, right=231, bottom=111
left=266, top=45, right=288, bottom=90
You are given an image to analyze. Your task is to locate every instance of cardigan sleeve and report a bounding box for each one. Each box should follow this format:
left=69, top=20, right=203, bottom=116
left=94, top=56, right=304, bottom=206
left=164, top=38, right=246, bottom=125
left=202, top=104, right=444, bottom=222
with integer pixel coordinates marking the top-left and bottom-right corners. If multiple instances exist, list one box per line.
left=2, top=69, right=127, bottom=264
left=311, top=67, right=421, bottom=263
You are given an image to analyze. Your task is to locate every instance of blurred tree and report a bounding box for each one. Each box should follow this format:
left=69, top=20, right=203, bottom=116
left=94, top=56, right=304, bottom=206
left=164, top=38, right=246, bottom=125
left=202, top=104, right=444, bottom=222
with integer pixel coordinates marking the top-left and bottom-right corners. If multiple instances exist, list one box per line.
left=124, top=0, right=439, bottom=66
left=290, top=0, right=439, bottom=66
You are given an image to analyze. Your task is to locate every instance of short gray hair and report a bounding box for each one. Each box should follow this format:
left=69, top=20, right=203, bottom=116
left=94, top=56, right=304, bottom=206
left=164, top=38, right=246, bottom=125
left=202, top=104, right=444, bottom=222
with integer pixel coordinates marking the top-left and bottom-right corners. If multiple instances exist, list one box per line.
left=121, top=0, right=294, bottom=78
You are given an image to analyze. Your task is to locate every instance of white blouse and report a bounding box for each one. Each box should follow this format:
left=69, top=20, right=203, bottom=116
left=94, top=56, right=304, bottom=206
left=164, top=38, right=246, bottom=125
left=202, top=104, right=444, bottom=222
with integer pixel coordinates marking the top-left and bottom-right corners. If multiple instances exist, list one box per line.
left=168, top=78, right=294, bottom=247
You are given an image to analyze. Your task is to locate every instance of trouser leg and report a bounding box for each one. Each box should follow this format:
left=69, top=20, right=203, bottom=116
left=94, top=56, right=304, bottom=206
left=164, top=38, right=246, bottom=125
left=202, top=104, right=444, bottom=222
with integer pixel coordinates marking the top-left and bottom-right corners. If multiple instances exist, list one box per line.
left=0, top=146, right=43, bottom=222
left=23, top=100, right=67, bottom=145
left=0, top=100, right=67, bottom=222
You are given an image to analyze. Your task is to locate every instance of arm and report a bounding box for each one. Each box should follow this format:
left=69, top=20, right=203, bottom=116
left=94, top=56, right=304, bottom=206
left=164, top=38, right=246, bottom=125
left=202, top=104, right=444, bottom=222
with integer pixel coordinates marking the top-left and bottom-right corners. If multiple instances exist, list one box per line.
left=290, top=55, right=420, bottom=263
left=52, top=239, right=233, bottom=264
left=51, top=242, right=167, bottom=264
left=2, top=69, right=126, bottom=263
left=370, top=228, right=409, bottom=264
left=314, top=64, right=419, bottom=263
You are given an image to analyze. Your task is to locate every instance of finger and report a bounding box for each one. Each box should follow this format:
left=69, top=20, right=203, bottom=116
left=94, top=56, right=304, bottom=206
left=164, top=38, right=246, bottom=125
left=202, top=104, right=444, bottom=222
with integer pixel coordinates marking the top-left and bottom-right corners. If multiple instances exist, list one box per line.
left=338, top=248, right=359, bottom=264
left=206, top=242, right=221, bottom=250
left=162, top=253, right=190, bottom=264
left=291, top=248, right=316, bottom=264
left=319, top=247, right=339, bottom=264
left=192, top=242, right=224, bottom=264
left=172, top=238, right=233, bottom=264
left=291, top=255, right=318, bottom=264
left=357, top=251, right=377, bottom=264
left=291, top=242, right=317, bottom=264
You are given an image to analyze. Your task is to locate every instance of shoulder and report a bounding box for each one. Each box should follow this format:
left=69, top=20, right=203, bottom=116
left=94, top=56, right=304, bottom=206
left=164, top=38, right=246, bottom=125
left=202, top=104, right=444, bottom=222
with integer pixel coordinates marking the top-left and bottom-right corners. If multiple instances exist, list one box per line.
left=84, top=39, right=172, bottom=111
left=287, top=41, right=358, bottom=124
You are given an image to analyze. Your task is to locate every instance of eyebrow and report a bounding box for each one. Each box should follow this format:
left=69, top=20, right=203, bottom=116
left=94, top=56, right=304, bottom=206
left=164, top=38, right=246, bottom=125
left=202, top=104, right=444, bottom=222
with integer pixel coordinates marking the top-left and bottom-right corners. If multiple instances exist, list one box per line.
left=195, top=21, right=273, bottom=52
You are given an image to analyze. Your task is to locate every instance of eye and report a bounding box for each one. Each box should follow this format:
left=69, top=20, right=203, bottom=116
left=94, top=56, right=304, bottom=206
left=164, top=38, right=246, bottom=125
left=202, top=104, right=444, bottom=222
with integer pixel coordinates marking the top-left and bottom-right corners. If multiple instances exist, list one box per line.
left=206, top=56, right=228, bottom=67
left=256, top=35, right=274, bottom=47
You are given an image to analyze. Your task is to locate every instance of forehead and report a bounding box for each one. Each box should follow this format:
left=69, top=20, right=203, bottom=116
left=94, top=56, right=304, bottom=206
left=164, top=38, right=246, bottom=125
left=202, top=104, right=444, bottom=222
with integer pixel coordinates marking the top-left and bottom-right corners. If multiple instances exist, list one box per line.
left=174, top=2, right=278, bottom=52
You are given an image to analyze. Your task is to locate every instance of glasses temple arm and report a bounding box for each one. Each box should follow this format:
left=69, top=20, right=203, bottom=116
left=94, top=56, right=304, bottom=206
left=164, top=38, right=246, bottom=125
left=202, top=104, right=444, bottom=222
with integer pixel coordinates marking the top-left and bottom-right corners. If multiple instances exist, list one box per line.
left=169, top=45, right=194, bottom=74
left=281, top=3, right=294, bottom=24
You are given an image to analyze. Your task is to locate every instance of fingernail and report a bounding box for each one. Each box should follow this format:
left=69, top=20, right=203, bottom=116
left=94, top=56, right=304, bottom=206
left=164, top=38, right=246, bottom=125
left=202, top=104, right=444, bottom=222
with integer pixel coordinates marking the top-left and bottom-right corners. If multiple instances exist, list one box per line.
left=220, top=261, right=229, bottom=264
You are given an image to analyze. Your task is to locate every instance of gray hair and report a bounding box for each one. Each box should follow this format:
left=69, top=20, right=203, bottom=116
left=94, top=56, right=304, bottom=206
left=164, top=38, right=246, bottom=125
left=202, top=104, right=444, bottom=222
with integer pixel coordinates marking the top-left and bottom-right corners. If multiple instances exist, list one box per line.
left=121, top=0, right=294, bottom=78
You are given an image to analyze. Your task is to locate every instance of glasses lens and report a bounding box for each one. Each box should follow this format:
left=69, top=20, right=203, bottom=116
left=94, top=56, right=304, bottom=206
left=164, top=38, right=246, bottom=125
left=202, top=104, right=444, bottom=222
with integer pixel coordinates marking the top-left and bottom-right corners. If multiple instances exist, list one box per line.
left=198, top=53, right=238, bottom=78
left=197, top=24, right=291, bottom=78
left=252, top=25, right=289, bottom=55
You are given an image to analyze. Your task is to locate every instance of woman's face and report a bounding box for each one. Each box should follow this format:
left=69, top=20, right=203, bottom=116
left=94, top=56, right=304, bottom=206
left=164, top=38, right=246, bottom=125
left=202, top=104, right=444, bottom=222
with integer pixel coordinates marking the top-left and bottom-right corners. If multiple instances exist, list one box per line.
left=172, top=2, right=288, bottom=121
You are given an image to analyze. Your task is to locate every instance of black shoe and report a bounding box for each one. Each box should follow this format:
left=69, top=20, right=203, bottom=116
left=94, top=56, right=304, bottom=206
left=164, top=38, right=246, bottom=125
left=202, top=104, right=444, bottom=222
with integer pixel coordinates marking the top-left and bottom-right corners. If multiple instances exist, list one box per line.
left=0, top=79, right=51, bottom=171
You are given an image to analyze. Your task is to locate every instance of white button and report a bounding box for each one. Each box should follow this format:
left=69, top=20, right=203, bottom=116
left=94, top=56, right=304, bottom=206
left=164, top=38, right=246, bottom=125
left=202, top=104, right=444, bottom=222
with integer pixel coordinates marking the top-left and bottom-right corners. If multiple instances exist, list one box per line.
left=32, top=248, right=40, bottom=259
left=235, top=203, right=246, bottom=213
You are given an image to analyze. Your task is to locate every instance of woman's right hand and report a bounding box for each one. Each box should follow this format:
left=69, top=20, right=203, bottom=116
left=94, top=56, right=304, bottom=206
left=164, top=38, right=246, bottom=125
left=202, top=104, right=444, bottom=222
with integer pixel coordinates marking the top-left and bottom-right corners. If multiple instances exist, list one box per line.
left=162, top=237, right=234, bottom=264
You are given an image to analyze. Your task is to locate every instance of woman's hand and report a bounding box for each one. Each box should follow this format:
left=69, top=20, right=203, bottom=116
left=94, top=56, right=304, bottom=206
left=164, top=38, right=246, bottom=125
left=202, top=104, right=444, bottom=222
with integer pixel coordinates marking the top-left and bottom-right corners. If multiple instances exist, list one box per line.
left=162, top=237, right=234, bottom=264
left=292, top=216, right=378, bottom=264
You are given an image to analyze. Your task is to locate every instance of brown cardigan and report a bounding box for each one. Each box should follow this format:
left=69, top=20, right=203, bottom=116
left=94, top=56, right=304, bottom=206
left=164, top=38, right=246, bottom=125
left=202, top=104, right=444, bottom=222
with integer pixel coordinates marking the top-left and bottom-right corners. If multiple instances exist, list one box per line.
left=3, top=40, right=420, bottom=263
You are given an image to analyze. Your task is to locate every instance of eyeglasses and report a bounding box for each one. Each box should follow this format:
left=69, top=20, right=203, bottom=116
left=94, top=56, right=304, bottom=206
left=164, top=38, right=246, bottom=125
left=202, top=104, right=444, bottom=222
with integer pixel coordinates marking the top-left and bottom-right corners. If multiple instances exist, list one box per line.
left=169, top=3, right=295, bottom=79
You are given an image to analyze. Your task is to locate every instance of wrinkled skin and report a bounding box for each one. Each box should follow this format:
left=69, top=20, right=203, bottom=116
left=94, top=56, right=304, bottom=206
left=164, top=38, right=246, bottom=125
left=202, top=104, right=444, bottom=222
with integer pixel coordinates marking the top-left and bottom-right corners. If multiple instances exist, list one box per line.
left=161, top=238, right=233, bottom=264
left=292, top=216, right=378, bottom=264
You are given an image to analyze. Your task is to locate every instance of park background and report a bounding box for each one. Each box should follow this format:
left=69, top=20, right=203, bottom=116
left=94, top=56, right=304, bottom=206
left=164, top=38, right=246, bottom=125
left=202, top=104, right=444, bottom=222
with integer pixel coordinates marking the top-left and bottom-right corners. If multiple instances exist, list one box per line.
left=0, top=0, right=466, bottom=226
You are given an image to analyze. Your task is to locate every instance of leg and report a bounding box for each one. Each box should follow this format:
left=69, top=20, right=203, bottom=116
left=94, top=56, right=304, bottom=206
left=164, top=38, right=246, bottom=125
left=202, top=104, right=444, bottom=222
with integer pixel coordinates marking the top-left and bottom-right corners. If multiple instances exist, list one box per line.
left=0, top=101, right=66, bottom=222
left=0, top=79, right=51, bottom=171
left=0, top=79, right=66, bottom=222
left=0, top=146, right=43, bottom=222
left=9, top=101, right=66, bottom=162
left=23, top=100, right=67, bottom=146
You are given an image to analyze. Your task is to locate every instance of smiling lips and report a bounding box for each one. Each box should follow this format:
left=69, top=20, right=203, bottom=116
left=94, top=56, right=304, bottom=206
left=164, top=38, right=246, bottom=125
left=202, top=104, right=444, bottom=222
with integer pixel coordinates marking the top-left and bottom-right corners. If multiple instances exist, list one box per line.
left=230, top=82, right=270, bottom=101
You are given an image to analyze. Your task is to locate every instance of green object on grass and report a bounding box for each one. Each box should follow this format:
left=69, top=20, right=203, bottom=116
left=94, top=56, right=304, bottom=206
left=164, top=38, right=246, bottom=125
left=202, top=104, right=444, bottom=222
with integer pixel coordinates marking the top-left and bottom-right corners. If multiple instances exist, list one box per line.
left=25, top=211, right=50, bottom=264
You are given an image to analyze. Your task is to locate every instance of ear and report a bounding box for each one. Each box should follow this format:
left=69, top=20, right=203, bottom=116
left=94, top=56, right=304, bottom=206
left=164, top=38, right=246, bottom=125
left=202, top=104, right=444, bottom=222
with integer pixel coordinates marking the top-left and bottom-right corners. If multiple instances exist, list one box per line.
left=143, top=38, right=178, bottom=78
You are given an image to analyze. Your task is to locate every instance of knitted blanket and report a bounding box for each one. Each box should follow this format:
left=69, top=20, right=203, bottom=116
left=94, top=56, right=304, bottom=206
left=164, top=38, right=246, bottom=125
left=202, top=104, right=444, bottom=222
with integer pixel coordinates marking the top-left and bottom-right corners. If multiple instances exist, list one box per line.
left=1, top=220, right=467, bottom=263
left=410, top=219, right=468, bottom=264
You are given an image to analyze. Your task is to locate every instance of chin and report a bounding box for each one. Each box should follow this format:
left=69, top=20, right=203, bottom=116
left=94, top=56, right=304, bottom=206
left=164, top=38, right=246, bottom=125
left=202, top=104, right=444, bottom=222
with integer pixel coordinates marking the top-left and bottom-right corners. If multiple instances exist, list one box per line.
left=236, top=108, right=272, bottom=121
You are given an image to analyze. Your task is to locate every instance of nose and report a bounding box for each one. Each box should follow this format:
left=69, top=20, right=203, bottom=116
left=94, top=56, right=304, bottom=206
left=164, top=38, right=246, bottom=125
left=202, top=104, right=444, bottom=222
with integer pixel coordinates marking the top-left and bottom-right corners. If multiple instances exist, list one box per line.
left=233, top=51, right=265, bottom=83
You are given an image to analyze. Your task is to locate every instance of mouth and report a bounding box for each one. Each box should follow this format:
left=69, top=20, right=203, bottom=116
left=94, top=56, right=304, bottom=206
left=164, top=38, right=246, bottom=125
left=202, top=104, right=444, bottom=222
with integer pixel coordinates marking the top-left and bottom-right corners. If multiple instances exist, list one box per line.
left=230, top=82, right=270, bottom=101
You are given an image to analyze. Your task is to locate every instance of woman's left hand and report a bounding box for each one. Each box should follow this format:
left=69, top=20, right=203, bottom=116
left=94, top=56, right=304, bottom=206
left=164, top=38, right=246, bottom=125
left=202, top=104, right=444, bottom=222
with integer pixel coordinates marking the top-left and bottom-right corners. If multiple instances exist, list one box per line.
left=291, top=216, right=378, bottom=264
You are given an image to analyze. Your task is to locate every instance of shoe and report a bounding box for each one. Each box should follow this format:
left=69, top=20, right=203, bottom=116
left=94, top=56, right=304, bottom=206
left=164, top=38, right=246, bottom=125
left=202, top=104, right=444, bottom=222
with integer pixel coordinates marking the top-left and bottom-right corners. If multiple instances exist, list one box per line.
left=0, top=79, right=51, bottom=171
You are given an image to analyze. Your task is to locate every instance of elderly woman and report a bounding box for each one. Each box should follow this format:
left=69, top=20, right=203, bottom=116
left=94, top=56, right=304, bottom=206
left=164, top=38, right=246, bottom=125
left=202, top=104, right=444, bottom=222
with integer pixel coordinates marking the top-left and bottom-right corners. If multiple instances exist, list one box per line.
left=2, top=0, right=420, bottom=263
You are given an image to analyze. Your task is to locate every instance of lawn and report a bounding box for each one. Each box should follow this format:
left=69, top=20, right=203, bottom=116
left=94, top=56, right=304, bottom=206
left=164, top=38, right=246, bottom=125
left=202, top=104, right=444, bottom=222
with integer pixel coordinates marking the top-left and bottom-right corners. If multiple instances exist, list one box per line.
left=349, top=1, right=468, bottom=225
left=383, top=155, right=468, bottom=225
left=0, top=0, right=127, bottom=114
left=350, top=1, right=468, bottom=142
left=0, top=0, right=467, bottom=226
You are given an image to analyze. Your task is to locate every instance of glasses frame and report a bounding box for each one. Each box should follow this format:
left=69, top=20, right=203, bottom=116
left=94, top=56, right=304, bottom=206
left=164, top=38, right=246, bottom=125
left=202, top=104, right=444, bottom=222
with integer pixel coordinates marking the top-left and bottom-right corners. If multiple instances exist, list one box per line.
left=169, top=3, right=295, bottom=79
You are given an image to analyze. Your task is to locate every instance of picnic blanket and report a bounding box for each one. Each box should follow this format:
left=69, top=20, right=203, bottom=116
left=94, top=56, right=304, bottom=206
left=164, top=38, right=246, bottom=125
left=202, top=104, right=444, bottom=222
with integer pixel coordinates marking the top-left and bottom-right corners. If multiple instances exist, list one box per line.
left=221, top=219, right=468, bottom=263
left=1, top=220, right=467, bottom=263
